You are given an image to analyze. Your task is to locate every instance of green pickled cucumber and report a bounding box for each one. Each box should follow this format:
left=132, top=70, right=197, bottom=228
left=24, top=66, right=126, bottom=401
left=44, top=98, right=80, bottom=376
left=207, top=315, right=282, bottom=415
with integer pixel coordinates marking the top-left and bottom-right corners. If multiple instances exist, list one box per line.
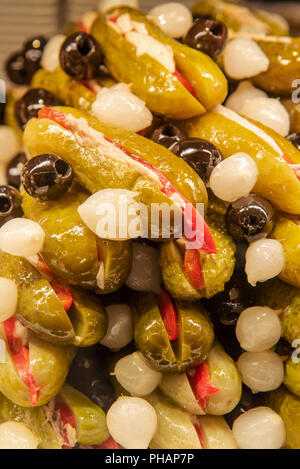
left=284, top=358, right=300, bottom=397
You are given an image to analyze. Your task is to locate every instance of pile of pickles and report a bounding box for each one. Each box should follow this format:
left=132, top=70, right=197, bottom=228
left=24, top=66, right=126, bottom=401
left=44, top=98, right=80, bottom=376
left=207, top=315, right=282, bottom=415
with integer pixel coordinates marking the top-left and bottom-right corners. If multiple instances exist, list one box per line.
left=0, top=0, right=300, bottom=450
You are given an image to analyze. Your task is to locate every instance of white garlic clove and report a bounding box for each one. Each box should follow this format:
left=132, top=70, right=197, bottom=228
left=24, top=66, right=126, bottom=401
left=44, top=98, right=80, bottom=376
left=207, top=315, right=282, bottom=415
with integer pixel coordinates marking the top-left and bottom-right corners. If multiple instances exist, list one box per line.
left=91, top=83, right=153, bottom=132
left=0, top=422, right=38, bottom=449
left=0, top=126, right=20, bottom=164
left=98, top=0, right=138, bottom=15
left=0, top=218, right=45, bottom=257
left=240, top=97, right=290, bottom=137
left=125, top=242, right=162, bottom=294
left=114, top=351, right=162, bottom=396
left=41, top=34, right=66, bottom=72
left=232, top=407, right=286, bottom=449
left=237, top=351, right=284, bottom=393
left=100, top=304, right=133, bottom=351
left=106, top=397, right=157, bottom=449
left=223, top=39, right=269, bottom=80
left=236, top=306, right=282, bottom=352
left=245, top=238, right=285, bottom=286
left=149, top=2, right=193, bottom=38
left=225, top=81, right=267, bottom=114
left=0, top=278, right=18, bottom=322
left=209, top=152, right=258, bottom=202
left=78, top=189, right=143, bottom=240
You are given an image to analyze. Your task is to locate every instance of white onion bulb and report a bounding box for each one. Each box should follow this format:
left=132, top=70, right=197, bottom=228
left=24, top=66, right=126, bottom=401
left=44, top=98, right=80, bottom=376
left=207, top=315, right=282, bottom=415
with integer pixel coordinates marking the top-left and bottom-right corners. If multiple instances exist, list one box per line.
left=98, top=0, right=138, bottom=15
left=237, top=351, right=284, bottom=393
left=245, top=239, right=285, bottom=287
left=209, top=153, right=258, bottom=202
left=225, top=81, right=267, bottom=114
left=0, top=422, right=38, bottom=449
left=125, top=243, right=162, bottom=294
left=149, top=3, right=193, bottom=38
left=240, top=97, right=290, bottom=137
left=0, top=278, right=18, bottom=322
left=41, top=34, right=66, bottom=72
left=100, top=304, right=133, bottom=351
left=91, top=83, right=152, bottom=132
left=232, top=407, right=286, bottom=449
left=223, top=39, right=269, bottom=80
left=236, top=306, right=281, bottom=352
left=106, top=397, right=157, bottom=449
left=0, top=218, right=45, bottom=257
left=0, top=126, right=20, bottom=164
left=114, top=351, right=162, bottom=396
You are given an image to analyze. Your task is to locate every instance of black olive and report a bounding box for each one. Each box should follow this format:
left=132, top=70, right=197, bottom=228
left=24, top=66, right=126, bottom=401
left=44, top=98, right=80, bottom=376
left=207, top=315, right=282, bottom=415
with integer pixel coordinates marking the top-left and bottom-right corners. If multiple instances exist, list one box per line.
left=286, top=132, right=300, bottom=151
left=0, top=185, right=23, bottom=227
left=23, top=36, right=47, bottom=79
left=171, top=137, right=222, bottom=183
left=225, top=385, right=264, bottom=428
left=6, top=152, right=27, bottom=189
left=149, top=123, right=186, bottom=150
left=22, top=153, right=73, bottom=200
left=6, top=51, right=31, bottom=85
left=273, top=338, right=293, bottom=358
left=226, top=194, right=275, bottom=242
left=60, top=32, right=104, bottom=81
left=0, top=102, right=5, bottom=125
left=14, top=88, right=60, bottom=129
left=183, top=17, right=228, bottom=60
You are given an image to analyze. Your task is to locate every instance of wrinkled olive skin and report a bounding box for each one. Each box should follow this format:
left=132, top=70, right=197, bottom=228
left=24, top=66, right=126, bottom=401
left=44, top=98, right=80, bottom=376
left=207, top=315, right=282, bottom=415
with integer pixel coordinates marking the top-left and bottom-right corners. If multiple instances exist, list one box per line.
left=266, top=387, right=300, bottom=449
left=159, top=212, right=235, bottom=301
left=182, top=111, right=300, bottom=214
left=271, top=216, right=300, bottom=288
left=92, top=7, right=227, bottom=119
left=0, top=393, right=62, bottom=449
left=23, top=106, right=208, bottom=224
left=0, top=251, right=74, bottom=344
left=131, top=292, right=214, bottom=373
left=192, top=0, right=289, bottom=36
left=146, top=391, right=202, bottom=449
left=256, top=278, right=300, bottom=346
left=0, top=325, right=76, bottom=407
left=68, top=287, right=107, bottom=347
left=58, top=384, right=109, bottom=445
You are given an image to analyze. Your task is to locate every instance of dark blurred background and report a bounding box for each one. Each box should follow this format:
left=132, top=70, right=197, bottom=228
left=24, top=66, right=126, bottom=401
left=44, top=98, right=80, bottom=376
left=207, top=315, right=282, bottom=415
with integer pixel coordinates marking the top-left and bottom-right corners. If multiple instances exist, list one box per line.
left=0, top=0, right=299, bottom=80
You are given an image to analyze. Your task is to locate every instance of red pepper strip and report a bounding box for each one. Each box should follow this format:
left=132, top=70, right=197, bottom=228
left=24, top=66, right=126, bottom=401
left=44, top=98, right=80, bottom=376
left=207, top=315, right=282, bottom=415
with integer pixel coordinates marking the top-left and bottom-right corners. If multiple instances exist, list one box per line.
left=35, top=255, right=73, bottom=312
left=193, top=424, right=204, bottom=449
left=94, top=436, right=120, bottom=449
left=55, top=397, right=77, bottom=449
left=137, top=128, right=148, bottom=137
left=282, top=153, right=300, bottom=180
left=188, top=362, right=219, bottom=410
left=108, top=14, right=120, bottom=23
left=183, top=249, right=205, bottom=291
left=3, top=317, right=41, bottom=406
left=174, top=70, right=196, bottom=97
left=158, top=288, right=178, bottom=341
left=78, top=21, right=89, bottom=34
left=80, top=81, right=98, bottom=95
left=38, top=108, right=216, bottom=255
left=38, top=108, right=73, bottom=131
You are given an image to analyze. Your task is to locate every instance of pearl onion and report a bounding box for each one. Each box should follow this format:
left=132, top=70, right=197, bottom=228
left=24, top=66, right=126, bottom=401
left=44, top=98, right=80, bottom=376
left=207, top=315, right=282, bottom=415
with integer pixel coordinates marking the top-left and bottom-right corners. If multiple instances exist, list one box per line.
left=0, top=218, right=45, bottom=257
left=0, top=126, right=20, bottom=164
left=92, top=83, right=152, bottom=133
left=114, top=351, right=162, bottom=396
left=98, top=0, right=138, bottom=15
left=226, top=81, right=267, bottom=114
left=236, top=307, right=281, bottom=352
left=240, top=97, right=290, bottom=137
left=0, top=422, right=38, bottom=449
left=245, top=239, right=285, bottom=287
left=41, top=34, right=66, bottom=72
left=125, top=243, right=162, bottom=294
left=100, top=304, right=133, bottom=351
left=107, top=397, right=157, bottom=449
left=149, top=3, right=193, bottom=39
left=78, top=189, right=142, bottom=240
left=223, top=39, right=269, bottom=80
left=209, top=153, right=258, bottom=202
left=237, top=351, right=284, bottom=393
left=232, top=407, right=286, bottom=449
left=0, top=278, right=18, bottom=322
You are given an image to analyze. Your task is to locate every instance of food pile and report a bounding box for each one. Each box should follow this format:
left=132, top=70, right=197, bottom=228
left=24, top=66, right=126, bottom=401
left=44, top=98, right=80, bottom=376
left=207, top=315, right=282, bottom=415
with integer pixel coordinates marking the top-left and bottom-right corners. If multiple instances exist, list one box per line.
left=0, top=0, right=300, bottom=450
